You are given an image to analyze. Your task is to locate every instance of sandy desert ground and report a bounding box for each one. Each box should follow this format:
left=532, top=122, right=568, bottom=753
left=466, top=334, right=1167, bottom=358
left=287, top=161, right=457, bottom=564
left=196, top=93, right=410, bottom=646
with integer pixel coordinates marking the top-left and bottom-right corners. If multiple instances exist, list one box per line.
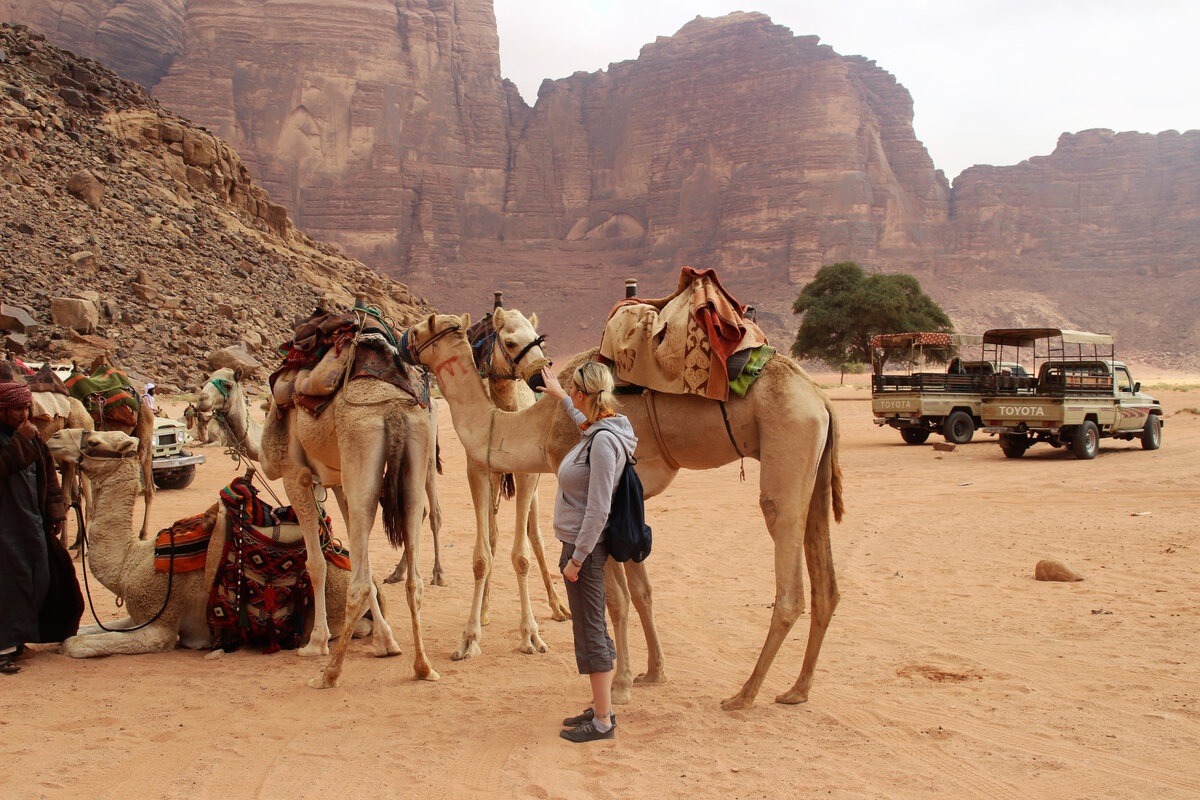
left=2, top=371, right=1199, bottom=799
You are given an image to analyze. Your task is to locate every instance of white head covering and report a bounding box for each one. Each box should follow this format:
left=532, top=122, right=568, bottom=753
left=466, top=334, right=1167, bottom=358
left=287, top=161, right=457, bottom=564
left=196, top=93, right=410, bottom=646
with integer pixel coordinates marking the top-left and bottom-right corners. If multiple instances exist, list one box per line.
left=144, top=382, right=155, bottom=391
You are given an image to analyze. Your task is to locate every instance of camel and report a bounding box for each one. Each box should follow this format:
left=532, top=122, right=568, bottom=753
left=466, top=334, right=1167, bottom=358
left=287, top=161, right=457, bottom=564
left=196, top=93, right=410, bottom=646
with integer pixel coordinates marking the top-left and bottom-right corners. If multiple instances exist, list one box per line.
left=44, top=428, right=375, bottom=658
left=183, top=402, right=219, bottom=445
left=197, top=367, right=446, bottom=588
left=401, top=312, right=843, bottom=710
left=258, top=343, right=438, bottom=689
left=425, top=306, right=571, bottom=661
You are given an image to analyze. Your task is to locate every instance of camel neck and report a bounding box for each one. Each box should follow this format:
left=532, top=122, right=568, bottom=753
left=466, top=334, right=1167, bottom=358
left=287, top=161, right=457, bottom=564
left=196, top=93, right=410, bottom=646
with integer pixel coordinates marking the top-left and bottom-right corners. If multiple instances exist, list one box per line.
left=80, top=459, right=143, bottom=590
left=223, top=389, right=263, bottom=462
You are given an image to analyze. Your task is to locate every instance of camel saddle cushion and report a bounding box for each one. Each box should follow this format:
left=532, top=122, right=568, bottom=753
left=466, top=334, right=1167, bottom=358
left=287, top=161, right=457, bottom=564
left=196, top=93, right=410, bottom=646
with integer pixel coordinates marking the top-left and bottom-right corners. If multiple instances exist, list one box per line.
left=153, top=514, right=213, bottom=573
left=271, top=308, right=423, bottom=414
left=599, top=267, right=768, bottom=402
left=65, top=364, right=140, bottom=428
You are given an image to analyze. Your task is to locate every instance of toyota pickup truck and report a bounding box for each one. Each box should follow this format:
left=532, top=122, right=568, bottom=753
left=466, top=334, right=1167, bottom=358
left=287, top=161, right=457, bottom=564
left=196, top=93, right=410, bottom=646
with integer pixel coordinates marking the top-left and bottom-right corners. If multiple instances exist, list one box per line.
left=978, top=328, right=1163, bottom=459
left=870, top=332, right=1025, bottom=444
left=152, top=417, right=205, bottom=489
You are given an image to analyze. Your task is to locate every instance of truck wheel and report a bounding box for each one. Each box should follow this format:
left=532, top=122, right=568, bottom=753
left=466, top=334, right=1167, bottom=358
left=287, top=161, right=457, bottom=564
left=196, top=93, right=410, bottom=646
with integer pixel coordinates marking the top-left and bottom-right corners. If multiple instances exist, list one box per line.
left=900, top=427, right=930, bottom=445
left=999, top=433, right=1029, bottom=458
left=1141, top=416, right=1162, bottom=450
left=154, top=465, right=196, bottom=490
left=1071, top=421, right=1099, bottom=460
left=942, top=411, right=975, bottom=444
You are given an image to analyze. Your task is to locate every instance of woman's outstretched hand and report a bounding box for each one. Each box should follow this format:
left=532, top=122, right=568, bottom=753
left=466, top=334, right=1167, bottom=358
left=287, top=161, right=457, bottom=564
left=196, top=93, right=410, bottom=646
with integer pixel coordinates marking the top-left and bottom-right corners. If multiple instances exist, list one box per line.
left=540, top=366, right=567, bottom=400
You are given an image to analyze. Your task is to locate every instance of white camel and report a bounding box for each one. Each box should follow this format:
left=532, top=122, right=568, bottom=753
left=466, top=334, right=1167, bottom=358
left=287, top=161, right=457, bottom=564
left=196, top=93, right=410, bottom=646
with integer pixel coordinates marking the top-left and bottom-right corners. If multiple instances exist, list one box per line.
left=259, top=342, right=437, bottom=688
left=197, top=367, right=446, bottom=588
left=45, top=428, right=375, bottom=658
left=402, top=312, right=843, bottom=709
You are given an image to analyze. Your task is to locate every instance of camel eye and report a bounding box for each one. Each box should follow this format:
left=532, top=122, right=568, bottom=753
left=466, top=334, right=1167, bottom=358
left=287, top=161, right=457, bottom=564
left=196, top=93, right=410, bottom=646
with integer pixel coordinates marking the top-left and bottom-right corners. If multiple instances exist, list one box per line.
left=504, top=339, right=517, bottom=350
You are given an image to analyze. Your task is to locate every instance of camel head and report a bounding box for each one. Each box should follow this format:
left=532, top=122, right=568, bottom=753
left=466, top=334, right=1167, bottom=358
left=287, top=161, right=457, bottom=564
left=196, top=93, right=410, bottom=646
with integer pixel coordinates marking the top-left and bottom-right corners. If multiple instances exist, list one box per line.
left=400, top=313, right=471, bottom=370
left=47, top=428, right=139, bottom=466
left=196, top=367, right=243, bottom=414
left=490, top=307, right=549, bottom=391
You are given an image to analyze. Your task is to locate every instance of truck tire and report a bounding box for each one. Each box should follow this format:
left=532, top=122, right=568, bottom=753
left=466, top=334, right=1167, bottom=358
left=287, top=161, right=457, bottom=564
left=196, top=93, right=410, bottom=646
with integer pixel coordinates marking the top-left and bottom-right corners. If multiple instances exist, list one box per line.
left=900, top=427, right=930, bottom=445
left=154, top=465, right=196, bottom=490
left=942, top=411, right=975, bottom=444
left=999, top=433, right=1029, bottom=458
left=1071, top=420, right=1099, bottom=460
left=1141, top=416, right=1162, bottom=450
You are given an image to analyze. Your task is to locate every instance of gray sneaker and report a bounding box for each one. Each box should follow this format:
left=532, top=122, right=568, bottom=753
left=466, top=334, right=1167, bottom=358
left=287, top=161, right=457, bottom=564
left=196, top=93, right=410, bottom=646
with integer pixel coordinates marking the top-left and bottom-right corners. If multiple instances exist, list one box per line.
left=559, top=719, right=615, bottom=743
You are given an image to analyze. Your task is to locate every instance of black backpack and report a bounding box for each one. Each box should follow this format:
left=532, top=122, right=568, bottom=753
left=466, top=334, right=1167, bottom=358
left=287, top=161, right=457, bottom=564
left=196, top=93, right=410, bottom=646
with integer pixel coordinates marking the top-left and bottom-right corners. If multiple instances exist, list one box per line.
left=586, top=430, right=653, bottom=563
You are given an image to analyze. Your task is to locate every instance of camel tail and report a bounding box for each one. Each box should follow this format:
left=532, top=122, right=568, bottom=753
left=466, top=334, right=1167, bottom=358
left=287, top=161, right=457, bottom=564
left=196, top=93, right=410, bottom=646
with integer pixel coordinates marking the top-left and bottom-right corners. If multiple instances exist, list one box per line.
left=381, top=412, right=408, bottom=549
left=435, top=436, right=443, bottom=475
left=500, top=473, right=515, bottom=500
left=826, top=398, right=844, bottom=523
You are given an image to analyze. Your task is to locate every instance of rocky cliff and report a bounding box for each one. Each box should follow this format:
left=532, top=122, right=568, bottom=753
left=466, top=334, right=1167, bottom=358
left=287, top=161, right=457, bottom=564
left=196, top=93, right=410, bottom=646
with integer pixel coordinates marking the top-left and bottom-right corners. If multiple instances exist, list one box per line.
left=0, top=23, right=426, bottom=390
left=4, top=2, right=1199, bottom=365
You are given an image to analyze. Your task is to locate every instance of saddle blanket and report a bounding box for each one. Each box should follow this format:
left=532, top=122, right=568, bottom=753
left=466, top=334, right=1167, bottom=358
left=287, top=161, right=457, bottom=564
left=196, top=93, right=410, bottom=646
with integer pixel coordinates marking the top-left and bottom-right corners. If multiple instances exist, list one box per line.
left=153, top=514, right=212, bottom=573
left=65, top=364, right=140, bottom=427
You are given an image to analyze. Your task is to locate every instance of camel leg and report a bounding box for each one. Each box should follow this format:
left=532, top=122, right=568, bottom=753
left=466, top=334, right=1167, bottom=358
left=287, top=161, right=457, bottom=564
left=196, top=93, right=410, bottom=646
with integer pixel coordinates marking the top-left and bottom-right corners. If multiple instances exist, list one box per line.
left=623, top=560, right=667, bottom=685
left=283, top=472, right=332, bottom=659
left=777, top=429, right=840, bottom=705
left=525, top=492, right=570, bottom=621
left=605, top=558, right=634, bottom=705
left=451, top=466, right=494, bottom=661
left=721, top=437, right=824, bottom=711
left=62, top=619, right=180, bottom=658
left=511, top=473, right=547, bottom=654
left=480, top=473, right=502, bottom=626
left=426, top=461, right=446, bottom=587
left=330, top=486, right=390, bottom=644
left=399, top=441, right=438, bottom=681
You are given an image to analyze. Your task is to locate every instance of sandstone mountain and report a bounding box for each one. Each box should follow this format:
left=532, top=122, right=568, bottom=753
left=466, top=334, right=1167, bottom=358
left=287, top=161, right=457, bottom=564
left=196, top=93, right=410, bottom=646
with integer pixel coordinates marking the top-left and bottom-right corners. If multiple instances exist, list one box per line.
left=3, top=2, right=1198, bottom=366
left=0, top=23, right=427, bottom=391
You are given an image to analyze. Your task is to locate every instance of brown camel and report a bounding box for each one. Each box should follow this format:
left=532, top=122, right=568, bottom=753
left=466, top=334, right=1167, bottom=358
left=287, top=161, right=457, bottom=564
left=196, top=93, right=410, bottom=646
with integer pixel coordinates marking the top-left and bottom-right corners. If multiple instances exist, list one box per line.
left=45, top=428, right=376, bottom=658
left=402, top=312, right=843, bottom=710
left=197, top=367, right=447, bottom=588
left=259, top=356, right=438, bottom=689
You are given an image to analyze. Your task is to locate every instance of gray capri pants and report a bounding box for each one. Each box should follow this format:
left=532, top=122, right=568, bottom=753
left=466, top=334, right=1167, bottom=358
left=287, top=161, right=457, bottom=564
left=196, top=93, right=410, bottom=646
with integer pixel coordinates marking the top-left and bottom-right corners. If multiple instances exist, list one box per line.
left=559, top=540, right=616, bottom=674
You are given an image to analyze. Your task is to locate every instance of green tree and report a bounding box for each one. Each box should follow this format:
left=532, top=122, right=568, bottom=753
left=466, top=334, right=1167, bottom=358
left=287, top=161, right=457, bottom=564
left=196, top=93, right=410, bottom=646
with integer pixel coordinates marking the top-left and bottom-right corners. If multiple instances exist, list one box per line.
left=791, top=262, right=952, bottom=380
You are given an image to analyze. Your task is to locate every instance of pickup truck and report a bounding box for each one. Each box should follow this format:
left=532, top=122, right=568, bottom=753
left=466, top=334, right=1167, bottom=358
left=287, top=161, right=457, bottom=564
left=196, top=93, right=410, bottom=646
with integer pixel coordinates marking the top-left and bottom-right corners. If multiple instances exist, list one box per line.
left=152, top=417, right=205, bottom=489
left=978, top=328, right=1163, bottom=459
left=870, top=332, right=1026, bottom=444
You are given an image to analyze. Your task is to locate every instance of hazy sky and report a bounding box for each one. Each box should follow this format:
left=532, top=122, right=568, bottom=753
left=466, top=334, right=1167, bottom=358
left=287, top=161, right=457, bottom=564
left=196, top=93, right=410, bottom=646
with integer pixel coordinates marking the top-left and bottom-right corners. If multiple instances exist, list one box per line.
left=493, top=0, right=1199, bottom=181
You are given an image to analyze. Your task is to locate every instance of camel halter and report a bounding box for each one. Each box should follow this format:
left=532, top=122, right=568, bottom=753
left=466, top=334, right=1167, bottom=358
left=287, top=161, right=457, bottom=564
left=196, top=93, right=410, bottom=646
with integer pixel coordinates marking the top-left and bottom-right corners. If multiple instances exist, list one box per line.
left=399, top=322, right=463, bottom=366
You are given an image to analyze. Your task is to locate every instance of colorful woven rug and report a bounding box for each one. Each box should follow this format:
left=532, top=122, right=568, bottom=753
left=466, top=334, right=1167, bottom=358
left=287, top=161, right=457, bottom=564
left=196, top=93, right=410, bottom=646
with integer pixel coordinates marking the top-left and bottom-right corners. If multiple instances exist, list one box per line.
left=153, top=514, right=212, bottom=573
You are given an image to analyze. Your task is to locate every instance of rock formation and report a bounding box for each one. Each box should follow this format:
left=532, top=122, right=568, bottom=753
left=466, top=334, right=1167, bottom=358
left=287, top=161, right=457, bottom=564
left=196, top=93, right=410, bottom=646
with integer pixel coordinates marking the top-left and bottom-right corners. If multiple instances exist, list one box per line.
left=3, top=3, right=1199, bottom=364
left=0, top=22, right=426, bottom=388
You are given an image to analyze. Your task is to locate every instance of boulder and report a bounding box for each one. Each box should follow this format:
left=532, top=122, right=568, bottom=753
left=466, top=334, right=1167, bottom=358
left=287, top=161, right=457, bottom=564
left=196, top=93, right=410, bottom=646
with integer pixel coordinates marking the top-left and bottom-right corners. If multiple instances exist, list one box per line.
left=66, top=169, right=103, bottom=208
left=50, top=296, right=99, bottom=334
left=207, top=344, right=261, bottom=376
left=1034, top=559, right=1083, bottom=582
left=0, top=303, right=38, bottom=334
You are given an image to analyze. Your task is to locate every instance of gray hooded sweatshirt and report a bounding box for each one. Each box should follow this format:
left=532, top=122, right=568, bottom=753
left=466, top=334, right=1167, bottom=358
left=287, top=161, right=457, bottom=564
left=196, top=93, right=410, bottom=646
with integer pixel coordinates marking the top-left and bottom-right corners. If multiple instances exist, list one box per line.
left=553, top=396, right=639, bottom=562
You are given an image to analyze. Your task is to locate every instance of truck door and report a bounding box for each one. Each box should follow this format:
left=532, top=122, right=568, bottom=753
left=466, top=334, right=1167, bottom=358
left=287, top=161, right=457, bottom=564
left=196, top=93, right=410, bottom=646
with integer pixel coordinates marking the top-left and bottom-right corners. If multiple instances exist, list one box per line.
left=1115, top=366, right=1146, bottom=432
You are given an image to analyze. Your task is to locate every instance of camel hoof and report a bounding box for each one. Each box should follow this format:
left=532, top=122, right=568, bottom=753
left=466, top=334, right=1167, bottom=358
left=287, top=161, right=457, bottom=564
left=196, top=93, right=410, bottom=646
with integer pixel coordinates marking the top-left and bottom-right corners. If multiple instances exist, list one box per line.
left=298, top=642, right=329, bottom=657
left=774, top=689, right=809, bottom=705
left=550, top=603, right=570, bottom=622
left=416, top=667, right=441, bottom=682
left=720, top=694, right=755, bottom=711
left=611, top=686, right=632, bottom=705
left=431, top=572, right=447, bottom=587
left=450, top=640, right=481, bottom=661
left=634, top=670, right=667, bottom=685
left=308, top=672, right=339, bottom=690
left=374, top=639, right=403, bottom=658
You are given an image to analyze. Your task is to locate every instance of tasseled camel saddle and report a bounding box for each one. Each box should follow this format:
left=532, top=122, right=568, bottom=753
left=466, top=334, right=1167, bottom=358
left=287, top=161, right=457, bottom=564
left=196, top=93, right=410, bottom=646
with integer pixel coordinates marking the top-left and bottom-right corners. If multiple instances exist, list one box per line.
left=599, top=267, right=774, bottom=402
left=269, top=304, right=428, bottom=416
left=65, top=362, right=141, bottom=428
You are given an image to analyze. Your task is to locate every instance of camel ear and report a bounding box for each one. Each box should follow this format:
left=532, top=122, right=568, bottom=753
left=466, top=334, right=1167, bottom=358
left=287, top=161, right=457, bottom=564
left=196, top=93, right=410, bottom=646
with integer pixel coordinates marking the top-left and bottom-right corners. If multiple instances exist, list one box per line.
left=492, top=307, right=507, bottom=327
left=460, top=312, right=470, bottom=328
left=426, top=313, right=436, bottom=329
left=529, top=312, right=538, bottom=329
left=232, top=366, right=244, bottom=383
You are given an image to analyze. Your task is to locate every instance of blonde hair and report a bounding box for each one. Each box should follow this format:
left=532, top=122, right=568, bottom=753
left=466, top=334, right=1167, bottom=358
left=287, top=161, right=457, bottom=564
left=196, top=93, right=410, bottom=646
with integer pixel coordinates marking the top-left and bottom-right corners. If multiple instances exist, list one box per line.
left=572, top=361, right=616, bottom=422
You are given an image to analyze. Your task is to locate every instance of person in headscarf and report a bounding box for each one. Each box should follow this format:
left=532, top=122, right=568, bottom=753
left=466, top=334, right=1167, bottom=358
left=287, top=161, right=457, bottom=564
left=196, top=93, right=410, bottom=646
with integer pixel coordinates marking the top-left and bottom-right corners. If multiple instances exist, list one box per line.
left=141, top=382, right=157, bottom=410
left=0, top=382, right=80, bottom=674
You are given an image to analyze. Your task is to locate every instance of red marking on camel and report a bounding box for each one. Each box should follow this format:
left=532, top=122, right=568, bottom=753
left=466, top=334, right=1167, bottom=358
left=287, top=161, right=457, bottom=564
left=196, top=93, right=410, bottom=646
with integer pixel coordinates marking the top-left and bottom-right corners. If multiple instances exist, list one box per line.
left=435, top=356, right=465, bottom=383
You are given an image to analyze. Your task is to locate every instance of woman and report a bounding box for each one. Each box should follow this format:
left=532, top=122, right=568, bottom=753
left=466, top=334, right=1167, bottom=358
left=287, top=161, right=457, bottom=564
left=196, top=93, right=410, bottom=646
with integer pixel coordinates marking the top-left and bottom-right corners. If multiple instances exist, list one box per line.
left=540, top=362, right=638, bottom=743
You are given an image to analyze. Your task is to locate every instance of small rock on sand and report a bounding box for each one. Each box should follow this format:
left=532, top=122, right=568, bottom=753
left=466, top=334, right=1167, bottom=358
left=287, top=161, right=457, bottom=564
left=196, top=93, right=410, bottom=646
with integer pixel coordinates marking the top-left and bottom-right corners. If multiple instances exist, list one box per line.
left=1035, top=559, right=1083, bottom=582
